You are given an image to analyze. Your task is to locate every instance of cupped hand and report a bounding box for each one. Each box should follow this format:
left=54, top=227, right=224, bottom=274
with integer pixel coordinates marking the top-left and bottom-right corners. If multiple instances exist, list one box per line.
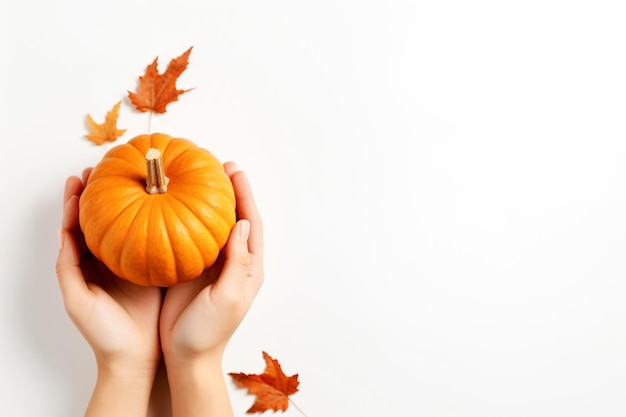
left=159, top=162, right=264, bottom=364
left=56, top=168, right=163, bottom=373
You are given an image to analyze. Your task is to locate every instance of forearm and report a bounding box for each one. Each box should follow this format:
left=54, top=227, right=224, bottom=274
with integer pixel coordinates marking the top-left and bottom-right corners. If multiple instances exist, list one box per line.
left=85, top=363, right=157, bottom=417
left=165, top=356, right=233, bottom=417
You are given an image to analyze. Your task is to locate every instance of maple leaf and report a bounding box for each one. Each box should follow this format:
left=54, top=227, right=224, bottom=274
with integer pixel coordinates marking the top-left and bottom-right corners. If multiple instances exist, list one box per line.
left=128, top=46, right=193, bottom=114
left=229, top=351, right=300, bottom=414
left=84, top=101, right=126, bottom=145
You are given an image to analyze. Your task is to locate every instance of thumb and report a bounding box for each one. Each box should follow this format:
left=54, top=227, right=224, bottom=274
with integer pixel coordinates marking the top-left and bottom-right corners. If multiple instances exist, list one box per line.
left=56, top=230, right=90, bottom=312
left=210, top=220, right=251, bottom=297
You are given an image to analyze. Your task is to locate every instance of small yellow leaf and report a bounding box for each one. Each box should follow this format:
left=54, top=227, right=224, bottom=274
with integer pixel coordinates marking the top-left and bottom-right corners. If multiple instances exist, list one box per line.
left=85, top=101, right=126, bottom=145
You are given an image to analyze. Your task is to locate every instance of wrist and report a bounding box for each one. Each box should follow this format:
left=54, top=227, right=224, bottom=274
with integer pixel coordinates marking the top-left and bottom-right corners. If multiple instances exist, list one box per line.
left=96, top=361, right=158, bottom=386
left=95, top=355, right=160, bottom=383
left=85, top=361, right=158, bottom=417
left=163, top=353, right=224, bottom=386
left=164, top=355, right=233, bottom=417
left=161, top=341, right=226, bottom=370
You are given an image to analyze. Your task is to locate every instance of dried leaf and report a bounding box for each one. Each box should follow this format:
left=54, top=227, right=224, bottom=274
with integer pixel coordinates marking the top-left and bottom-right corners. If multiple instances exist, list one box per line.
left=85, top=101, right=126, bottom=145
left=229, top=351, right=300, bottom=414
left=128, top=46, right=193, bottom=114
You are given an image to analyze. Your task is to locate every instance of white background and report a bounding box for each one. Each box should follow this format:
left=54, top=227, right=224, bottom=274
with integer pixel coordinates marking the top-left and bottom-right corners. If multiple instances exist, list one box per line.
left=1, top=1, right=625, bottom=416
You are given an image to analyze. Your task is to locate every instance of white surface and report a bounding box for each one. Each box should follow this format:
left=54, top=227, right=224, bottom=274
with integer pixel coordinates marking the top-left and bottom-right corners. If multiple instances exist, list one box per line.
left=2, top=1, right=626, bottom=416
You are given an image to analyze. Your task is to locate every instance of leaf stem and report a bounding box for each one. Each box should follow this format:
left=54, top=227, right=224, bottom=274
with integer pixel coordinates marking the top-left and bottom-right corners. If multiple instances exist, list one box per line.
left=289, top=398, right=308, bottom=417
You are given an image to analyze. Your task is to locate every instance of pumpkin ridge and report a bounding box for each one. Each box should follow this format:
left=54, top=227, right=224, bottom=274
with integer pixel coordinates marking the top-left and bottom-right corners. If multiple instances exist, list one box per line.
left=99, top=195, right=148, bottom=276
left=80, top=185, right=144, bottom=262
left=167, top=147, right=222, bottom=173
left=118, top=195, right=155, bottom=283
left=95, top=148, right=146, bottom=178
left=147, top=197, right=182, bottom=285
left=162, top=195, right=209, bottom=280
left=169, top=168, right=229, bottom=188
left=167, top=193, right=221, bottom=254
left=169, top=189, right=233, bottom=236
left=161, top=137, right=198, bottom=167
left=87, top=175, right=146, bottom=189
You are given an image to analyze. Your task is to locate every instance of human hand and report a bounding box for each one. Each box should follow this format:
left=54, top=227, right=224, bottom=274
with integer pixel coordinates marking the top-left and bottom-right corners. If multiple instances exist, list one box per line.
left=159, top=162, right=263, bottom=417
left=159, top=162, right=264, bottom=364
left=56, top=168, right=162, bottom=416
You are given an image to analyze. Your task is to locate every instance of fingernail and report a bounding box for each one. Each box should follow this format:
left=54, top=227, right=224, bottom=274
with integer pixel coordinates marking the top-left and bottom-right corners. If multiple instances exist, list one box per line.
left=239, top=220, right=250, bottom=241
left=58, top=229, right=65, bottom=250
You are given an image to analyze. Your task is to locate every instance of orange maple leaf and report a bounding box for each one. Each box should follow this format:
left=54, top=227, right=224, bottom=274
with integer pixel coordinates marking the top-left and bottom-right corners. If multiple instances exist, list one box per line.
left=85, top=101, right=126, bottom=145
left=128, top=46, right=193, bottom=114
left=229, top=351, right=300, bottom=414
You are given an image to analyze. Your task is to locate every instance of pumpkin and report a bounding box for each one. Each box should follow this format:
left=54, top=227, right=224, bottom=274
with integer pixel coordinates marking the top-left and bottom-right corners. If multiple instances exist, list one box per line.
left=79, top=133, right=236, bottom=287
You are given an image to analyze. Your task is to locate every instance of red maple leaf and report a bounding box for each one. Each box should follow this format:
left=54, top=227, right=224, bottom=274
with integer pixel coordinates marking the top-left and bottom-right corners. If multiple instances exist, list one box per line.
left=128, top=47, right=193, bottom=114
left=229, top=351, right=300, bottom=414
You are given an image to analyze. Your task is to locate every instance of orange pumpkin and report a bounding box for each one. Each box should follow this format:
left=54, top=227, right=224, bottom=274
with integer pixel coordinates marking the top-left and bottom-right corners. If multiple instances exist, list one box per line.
left=79, top=133, right=236, bottom=287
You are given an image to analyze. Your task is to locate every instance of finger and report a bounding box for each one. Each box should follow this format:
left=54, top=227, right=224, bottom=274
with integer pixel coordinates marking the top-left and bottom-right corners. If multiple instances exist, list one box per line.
left=209, top=220, right=254, bottom=298
left=230, top=171, right=263, bottom=257
left=223, top=161, right=237, bottom=177
left=63, top=176, right=84, bottom=207
left=62, top=194, right=91, bottom=258
left=56, top=230, right=91, bottom=313
left=62, top=195, right=80, bottom=234
left=82, top=167, right=93, bottom=185
left=63, top=167, right=92, bottom=207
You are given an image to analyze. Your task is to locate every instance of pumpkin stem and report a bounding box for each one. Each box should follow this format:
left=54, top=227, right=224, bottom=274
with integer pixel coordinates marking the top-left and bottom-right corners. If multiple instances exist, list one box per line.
left=146, top=148, right=169, bottom=194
